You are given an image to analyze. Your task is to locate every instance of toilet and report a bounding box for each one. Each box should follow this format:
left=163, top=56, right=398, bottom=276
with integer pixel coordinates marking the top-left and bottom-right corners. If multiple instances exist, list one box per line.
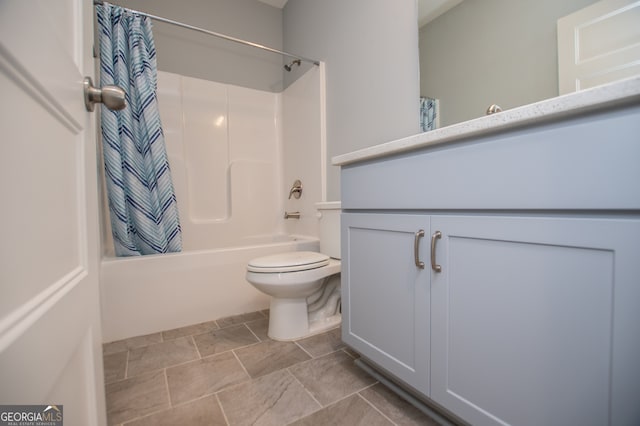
left=246, top=202, right=341, bottom=341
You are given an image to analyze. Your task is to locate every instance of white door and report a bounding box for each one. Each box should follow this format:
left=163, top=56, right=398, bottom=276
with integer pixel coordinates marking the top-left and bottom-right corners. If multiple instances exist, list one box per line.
left=0, top=1, right=106, bottom=425
left=557, top=0, right=640, bottom=94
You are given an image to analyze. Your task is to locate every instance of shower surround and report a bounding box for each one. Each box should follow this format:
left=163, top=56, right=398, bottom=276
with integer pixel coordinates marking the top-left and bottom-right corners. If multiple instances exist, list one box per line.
left=101, top=67, right=325, bottom=341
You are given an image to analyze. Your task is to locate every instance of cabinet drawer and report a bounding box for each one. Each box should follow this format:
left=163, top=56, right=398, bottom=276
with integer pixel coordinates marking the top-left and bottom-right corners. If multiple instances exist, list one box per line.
left=341, top=105, right=640, bottom=210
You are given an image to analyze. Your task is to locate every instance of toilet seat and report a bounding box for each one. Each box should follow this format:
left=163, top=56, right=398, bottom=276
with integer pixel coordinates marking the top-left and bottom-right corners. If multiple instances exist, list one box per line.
left=247, top=251, right=329, bottom=273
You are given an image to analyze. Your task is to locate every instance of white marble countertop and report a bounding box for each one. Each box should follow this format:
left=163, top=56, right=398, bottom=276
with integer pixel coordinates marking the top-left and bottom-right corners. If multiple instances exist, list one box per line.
left=332, top=76, right=640, bottom=166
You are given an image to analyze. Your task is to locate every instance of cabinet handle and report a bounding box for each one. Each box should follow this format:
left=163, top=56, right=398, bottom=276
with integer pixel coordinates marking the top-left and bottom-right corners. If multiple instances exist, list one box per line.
left=414, top=230, right=425, bottom=269
left=431, top=231, right=442, bottom=273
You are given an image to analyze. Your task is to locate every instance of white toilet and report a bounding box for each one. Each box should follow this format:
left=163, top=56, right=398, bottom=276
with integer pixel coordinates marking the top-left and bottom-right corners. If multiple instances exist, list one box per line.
left=246, top=202, right=341, bottom=341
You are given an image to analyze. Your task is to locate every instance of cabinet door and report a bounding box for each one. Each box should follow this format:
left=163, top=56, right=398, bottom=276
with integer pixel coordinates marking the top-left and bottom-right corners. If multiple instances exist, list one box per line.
left=342, top=213, right=430, bottom=395
left=430, top=216, right=640, bottom=426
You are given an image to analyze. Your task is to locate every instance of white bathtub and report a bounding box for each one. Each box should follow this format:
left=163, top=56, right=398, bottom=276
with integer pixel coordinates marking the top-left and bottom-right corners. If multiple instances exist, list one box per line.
left=100, top=235, right=319, bottom=342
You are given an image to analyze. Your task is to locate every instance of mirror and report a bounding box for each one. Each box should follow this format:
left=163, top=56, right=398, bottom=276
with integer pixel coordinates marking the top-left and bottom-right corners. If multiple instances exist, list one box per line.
left=418, top=0, right=605, bottom=129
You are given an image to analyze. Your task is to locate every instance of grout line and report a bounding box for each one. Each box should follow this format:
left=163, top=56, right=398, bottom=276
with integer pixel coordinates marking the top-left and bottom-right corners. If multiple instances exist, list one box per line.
left=163, top=368, right=172, bottom=407
left=191, top=335, right=203, bottom=359
left=313, top=380, right=380, bottom=410
left=285, top=368, right=323, bottom=408
left=215, top=393, right=231, bottom=426
left=357, top=390, right=398, bottom=426
left=293, top=341, right=314, bottom=358
left=168, top=393, right=219, bottom=410
left=123, top=350, right=130, bottom=379
left=244, top=323, right=262, bottom=342
left=231, top=349, right=252, bottom=379
left=117, top=370, right=173, bottom=425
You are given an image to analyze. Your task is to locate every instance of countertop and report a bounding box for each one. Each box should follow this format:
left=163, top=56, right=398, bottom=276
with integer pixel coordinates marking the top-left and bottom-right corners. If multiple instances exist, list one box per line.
left=332, top=76, right=640, bottom=166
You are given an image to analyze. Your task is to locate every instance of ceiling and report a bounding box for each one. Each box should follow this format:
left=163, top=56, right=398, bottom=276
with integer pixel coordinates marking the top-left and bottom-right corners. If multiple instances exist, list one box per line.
left=418, top=0, right=464, bottom=27
left=256, top=0, right=288, bottom=8
left=255, top=0, right=463, bottom=27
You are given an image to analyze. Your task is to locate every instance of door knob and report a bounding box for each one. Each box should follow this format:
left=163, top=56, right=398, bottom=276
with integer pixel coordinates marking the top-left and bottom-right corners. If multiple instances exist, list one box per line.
left=83, top=77, right=126, bottom=112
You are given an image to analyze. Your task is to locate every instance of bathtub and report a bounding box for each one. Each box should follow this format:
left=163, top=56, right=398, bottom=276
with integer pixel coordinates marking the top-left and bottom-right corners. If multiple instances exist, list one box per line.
left=100, top=235, right=319, bottom=342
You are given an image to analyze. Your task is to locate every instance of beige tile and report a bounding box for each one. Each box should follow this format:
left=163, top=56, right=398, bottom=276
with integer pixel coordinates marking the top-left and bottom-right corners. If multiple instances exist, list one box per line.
left=359, top=383, right=440, bottom=425
left=289, top=394, right=393, bottom=426
left=127, top=336, right=199, bottom=377
left=166, top=351, right=249, bottom=405
left=103, top=333, right=163, bottom=355
left=193, top=324, right=259, bottom=357
left=245, top=318, right=269, bottom=341
left=234, top=339, right=310, bottom=379
left=217, top=369, right=320, bottom=426
left=289, top=351, right=377, bottom=406
left=162, top=320, right=219, bottom=341
left=296, top=327, right=344, bottom=357
left=216, top=311, right=265, bottom=328
left=104, top=351, right=128, bottom=384
left=105, top=370, right=169, bottom=425
left=124, top=395, right=226, bottom=426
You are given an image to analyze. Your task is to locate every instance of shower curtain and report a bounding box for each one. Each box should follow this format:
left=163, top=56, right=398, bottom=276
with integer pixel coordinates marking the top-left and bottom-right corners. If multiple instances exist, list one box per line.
left=420, top=96, right=439, bottom=132
left=97, top=2, right=182, bottom=256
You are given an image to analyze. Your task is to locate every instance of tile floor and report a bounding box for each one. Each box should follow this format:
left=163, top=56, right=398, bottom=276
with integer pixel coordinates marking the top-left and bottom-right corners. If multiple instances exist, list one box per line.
left=103, top=311, right=441, bottom=425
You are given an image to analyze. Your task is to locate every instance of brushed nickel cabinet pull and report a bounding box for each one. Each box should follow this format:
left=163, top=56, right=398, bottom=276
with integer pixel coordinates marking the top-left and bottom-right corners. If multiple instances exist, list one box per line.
left=414, top=230, right=425, bottom=269
left=431, top=231, right=442, bottom=273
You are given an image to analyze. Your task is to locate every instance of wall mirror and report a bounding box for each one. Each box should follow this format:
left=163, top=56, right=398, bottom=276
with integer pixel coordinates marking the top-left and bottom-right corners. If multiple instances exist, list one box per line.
left=418, top=0, right=639, bottom=130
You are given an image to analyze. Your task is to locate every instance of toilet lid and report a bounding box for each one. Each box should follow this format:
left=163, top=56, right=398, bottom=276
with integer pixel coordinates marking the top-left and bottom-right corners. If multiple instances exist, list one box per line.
left=247, top=251, right=329, bottom=273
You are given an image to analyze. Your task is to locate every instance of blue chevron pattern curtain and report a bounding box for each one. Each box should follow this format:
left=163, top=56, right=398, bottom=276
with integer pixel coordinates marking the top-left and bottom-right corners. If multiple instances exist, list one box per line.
left=420, top=97, right=438, bottom=132
left=97, top=3, right=182, bottom=256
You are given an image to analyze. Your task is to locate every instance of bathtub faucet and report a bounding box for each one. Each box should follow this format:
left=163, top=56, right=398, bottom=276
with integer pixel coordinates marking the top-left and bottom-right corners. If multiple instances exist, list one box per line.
left=284, top=211, right=301, bottom=219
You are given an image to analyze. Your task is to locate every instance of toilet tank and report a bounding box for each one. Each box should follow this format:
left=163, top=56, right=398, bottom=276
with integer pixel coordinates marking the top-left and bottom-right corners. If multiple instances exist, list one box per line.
left=316, top=201, right=341, bottom=259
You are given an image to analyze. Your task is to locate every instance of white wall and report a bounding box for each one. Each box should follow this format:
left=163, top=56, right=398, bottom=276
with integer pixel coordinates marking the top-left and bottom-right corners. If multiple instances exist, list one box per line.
left=117, top=0, right=285, bottom=92
left=158, top=71, right=284, bottom=251
left=282, top=64, right=325, bottom=237
left=283, top=0, right=421, bottom=200
left=113, top=0, right=421, bottom=201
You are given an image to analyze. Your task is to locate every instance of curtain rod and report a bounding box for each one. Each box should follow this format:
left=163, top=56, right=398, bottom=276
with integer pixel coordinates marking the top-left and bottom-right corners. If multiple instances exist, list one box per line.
left=93, top=0, right=320, bottom=66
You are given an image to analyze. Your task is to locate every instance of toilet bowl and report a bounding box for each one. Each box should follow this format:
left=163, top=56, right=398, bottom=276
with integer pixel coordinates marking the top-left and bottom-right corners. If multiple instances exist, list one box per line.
left=245, top=202, right=341, bottom=341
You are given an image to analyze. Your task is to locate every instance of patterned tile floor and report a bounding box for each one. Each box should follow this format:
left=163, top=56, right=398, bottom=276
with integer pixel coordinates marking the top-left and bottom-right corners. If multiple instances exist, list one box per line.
left=103, top=311, right=441, bottom=425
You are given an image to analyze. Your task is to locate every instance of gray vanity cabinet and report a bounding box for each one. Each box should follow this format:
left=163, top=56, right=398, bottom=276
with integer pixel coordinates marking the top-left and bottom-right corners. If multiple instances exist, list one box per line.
left=429, top=215, right=640, bottom=426
left=339, top=102, right=640, bottom=425
left=341, top=213, right=430, bottom=395
left=342, top=211, right=640, bottom=425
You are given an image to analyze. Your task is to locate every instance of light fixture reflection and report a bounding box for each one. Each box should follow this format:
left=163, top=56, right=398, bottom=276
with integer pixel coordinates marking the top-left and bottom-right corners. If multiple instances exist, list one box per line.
left=214, top=116, right=225, bottom=127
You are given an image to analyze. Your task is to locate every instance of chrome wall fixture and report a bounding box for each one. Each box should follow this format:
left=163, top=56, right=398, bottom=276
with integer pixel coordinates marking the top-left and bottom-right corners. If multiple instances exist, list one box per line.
left=486, top=104, right=503, bottom=115
left=284, top=211, right=301, bottom=219
left=284, top=59, right=301, bottom=72
left=288, top=180, right=303, bottom=199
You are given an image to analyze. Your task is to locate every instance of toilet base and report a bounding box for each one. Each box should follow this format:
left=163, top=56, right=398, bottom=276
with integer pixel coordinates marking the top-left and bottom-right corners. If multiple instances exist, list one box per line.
left=267, top=297, right=342, bottom=341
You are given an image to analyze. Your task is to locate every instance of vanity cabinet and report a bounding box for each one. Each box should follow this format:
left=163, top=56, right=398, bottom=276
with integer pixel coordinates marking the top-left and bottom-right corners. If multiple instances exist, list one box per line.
left=339, top=102, right=640, bottom=425
left=429, top=215, right=639, bottom=426
left=343, top=212, right=640, bottom=426
left=341, top=213, right=430, bottom=395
